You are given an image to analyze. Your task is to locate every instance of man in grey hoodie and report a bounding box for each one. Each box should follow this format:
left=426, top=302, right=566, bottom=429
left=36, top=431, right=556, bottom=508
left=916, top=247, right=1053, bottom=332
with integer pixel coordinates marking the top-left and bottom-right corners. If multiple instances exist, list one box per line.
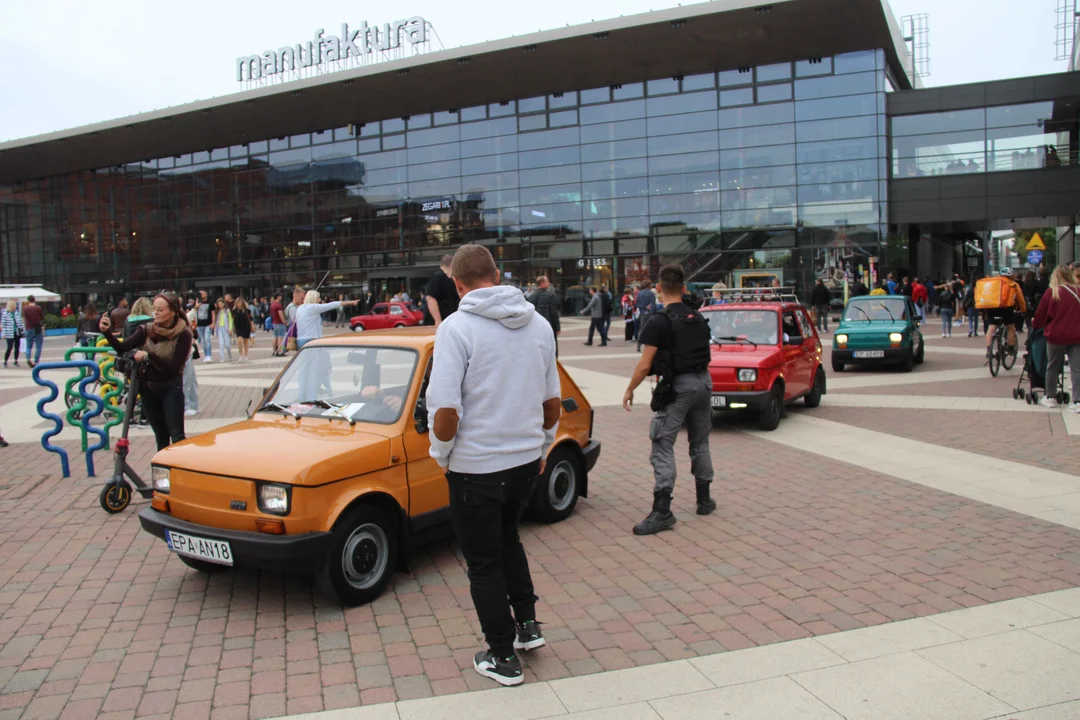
left=426, top=245, right=561, bottom=687
left=580, top=286, right=608, bottom=346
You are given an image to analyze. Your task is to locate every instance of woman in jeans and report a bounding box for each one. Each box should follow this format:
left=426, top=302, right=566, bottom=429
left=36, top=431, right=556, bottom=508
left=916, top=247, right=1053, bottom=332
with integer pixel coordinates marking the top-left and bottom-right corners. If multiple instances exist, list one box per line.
left=1032, top=265, right=1080, bottom=411
left=1, top=300, right=24, bottom=367
left=99, top=293, right=193, bottom=450
left=934, top=282, right=955, bottom=338
left=213, top=298, right=233, bottom=362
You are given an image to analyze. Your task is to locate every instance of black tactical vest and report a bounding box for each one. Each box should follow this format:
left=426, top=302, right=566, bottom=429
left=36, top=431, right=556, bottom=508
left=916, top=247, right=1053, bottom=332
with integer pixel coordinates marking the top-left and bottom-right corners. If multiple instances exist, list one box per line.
left=665, top=302, right=711, bottom=375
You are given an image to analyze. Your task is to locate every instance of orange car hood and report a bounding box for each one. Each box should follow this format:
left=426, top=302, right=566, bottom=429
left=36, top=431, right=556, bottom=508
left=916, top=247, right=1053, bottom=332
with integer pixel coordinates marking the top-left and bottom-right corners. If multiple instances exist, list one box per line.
left=152, top=419, right=392, bottom=485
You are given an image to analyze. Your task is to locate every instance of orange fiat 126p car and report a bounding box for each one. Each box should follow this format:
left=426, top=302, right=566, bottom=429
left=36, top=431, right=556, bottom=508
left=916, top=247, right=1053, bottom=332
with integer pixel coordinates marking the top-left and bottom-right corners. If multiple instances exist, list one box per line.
left=139, top=328, right=600, bottom=605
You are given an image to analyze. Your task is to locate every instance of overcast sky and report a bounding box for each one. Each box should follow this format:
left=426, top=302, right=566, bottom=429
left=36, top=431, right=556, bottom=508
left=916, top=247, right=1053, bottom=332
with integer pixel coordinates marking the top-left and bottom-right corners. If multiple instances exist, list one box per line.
left=0, top=0, right=1068, bottom=143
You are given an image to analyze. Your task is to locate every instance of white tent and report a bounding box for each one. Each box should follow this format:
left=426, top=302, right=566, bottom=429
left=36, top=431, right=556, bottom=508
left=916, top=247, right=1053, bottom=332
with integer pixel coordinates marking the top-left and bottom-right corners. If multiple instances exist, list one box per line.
left=0, top=285, right=62, bottom=303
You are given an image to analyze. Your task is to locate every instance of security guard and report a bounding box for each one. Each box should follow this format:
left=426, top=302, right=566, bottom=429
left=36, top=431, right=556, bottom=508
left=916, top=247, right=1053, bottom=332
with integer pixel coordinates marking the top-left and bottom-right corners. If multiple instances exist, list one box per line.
left=622, top=264, right=715, bottom=535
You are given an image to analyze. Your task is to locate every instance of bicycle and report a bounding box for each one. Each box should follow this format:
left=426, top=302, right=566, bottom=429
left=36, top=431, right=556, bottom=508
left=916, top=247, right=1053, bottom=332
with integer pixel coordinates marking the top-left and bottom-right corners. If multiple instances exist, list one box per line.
left=987, top=321, right=1018, bottom=377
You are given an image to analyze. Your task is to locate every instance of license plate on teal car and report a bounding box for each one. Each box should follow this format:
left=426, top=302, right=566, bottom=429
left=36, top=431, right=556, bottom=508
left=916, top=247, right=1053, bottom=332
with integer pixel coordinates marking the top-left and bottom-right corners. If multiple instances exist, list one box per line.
left=853, top=350, right=885, bottom=358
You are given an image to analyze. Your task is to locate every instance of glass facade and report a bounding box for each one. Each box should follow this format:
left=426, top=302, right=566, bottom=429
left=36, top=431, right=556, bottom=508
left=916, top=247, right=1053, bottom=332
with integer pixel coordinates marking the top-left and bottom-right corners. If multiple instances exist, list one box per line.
left=0, top=49, right=889, bottom=306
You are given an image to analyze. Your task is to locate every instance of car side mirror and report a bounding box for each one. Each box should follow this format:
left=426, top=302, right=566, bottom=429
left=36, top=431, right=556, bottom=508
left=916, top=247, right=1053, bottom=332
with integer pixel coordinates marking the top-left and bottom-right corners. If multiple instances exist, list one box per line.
left=414, top=396, right=428, bottom=434
left=784, top=334, right=803, bottom=345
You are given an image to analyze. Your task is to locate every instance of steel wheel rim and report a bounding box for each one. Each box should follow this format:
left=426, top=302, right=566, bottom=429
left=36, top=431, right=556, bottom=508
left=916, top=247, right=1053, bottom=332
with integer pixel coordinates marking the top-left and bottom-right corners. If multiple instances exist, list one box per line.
left=548, top=460, right=577, bottom=512
left=342, top=523, right=388, bottom=590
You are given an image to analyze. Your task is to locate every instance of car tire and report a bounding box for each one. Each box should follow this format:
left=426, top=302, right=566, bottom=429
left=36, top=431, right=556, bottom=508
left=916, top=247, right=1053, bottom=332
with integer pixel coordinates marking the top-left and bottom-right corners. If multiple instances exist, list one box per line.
left=831, top=357, right=844, bottom=373
left=530, top=446, right=581, bottom=523
left=178, top=555, right=225, bottom=573
left=394, top=323, right=405, bottom=328
left=757, top=385, right=783, bottom=431
left=804, top=370, right=824, bottom=408
left=317, top=505, right=398, bottom=607
left=914, top=335, right=925, bottom=364
left=900, top=352, right=914, bottom=372
left=352, top=323, right=365, bottom=333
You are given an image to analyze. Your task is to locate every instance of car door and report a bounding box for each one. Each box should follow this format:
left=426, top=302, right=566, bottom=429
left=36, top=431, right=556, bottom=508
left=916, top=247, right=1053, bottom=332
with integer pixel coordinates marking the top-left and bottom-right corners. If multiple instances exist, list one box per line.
left=780, top=310, right=810, bottom=397
left=795, top=308, right=820, bottom=388
left=389, top=304, right=406, bottom=326
left=402, top=357, right=450, bottom=522
left=369, top=304, right=390, bottom=329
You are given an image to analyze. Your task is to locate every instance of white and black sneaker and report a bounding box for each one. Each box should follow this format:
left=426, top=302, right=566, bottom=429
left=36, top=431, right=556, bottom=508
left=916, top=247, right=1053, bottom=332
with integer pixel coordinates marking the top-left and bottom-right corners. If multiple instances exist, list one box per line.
left=473, top=650, right=524, bottom=686
left=513, top=620, right=546, bottom=651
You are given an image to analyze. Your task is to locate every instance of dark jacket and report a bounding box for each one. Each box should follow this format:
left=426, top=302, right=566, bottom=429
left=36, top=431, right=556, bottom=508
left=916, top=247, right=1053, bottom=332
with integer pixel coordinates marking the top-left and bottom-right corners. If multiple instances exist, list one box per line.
left=104, top=321, right=192, bottom=388
left=527, top=289, right=561, bottom=333
left=851, top=280, right=869, bottom=297
left=811, top=283, right=831, bottom=306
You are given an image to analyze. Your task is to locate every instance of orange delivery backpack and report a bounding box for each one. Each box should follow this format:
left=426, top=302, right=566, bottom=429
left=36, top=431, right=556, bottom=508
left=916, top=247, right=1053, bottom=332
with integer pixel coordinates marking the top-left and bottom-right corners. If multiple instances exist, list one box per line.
left=974, top=276, right=1018, bottom=310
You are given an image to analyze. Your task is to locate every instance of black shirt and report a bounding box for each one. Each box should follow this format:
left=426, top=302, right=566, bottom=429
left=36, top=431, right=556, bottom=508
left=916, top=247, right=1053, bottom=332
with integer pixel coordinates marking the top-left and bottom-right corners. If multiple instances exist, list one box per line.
left=639, top=310, right=674, bottom=376
left=424, top=270, right=459, bottom=324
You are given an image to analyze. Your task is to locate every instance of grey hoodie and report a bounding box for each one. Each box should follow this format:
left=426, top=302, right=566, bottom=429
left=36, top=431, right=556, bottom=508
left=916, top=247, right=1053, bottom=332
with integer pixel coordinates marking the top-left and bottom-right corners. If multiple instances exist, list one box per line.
left=426, top=285, right=560, bottom=473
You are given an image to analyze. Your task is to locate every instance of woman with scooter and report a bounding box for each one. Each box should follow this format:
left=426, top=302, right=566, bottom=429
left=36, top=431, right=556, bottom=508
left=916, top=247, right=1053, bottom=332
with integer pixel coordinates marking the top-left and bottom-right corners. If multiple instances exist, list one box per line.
left=99, top=293, right=193, bottom=450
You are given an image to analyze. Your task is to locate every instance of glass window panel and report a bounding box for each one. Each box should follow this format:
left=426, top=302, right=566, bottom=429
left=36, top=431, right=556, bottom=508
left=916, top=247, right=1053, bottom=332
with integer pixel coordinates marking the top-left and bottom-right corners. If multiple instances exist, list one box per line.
left=407, top=143, right=460, bottom=165
left=647, top=131, right=719, bottom=157
left=581, top=158, right=649, bottom=182
left=580, top=119, right=647, bottom=144
left=549, top=92, right=577, bottom=109
left=434, top=110, right=458, bottom=126
left=613, top=82, right=644, bottom=100
left=355, top=123, right=378, bottom=138
left=229, top=145, right=247, bottom=158
left=587, top=196, right=649, bottom=219
left=519, top=115, right=547, bottom=132
left=797, top=136, right=880, bottom=165
left=382, top=118, right=406, bottom=134
left=796, top=115, right=878, bottom=143
left=892, top=109, right=986, bottom=137
left=312, top=140, right=357, bottom=161
left=312, top=129, right=333, bottom=144
left=795, top=57, right=832, bottom=77
left=682, top=73, right=716, bottom=91
left=720, top=87, right=755, bottom=107
left=649, top=171, right=720, bottom=196
left=490, top=100, right=516, bottom=116
left=798, top=180, right=878, bottom=204
left=986, top=102, right=1054, bottom=128
left=462, top=154, right=518, bottom=174
left=290, top=133, right=310, bottom=147
left=582, top=176, right=650, bottom=200
left=797, top=159, right=879, bottom=185
left=647, top=151, right=720, bottom=176
left=461, top=105, right=486, bottom=122
left=796, top=93, right=879, bottom=122
left=520, top=183, right=583, bottom=205
left=549, top=110, right=578, bottom=127
left=519, top=164, right=582, bottom=187
left=756, top=62, right=792, bottom=83
left=366, top=167, right=409, bottom=185
left=519, top=146, right=581, bottom=171
left=649, top=192, right=719, bottom=216
left=332, top=127, right=354, bottom=141
left=362, top=149, right=408, bottom=170
left=721, top=165, right=796, bottom=190
left=249, top=140, right=268, bottom=153
left=833, top=50, right=876, bottom=74
left=719, top=144, right=796, bottom=170
left=579, top=99, right=647, bottom=125
left=718, top=102, right=795, bottom=129
left=757, top=83, right=793, bottom=103
left=209, top=148, right=229, bottom=161
left=718, top=123, right=795, bottom=150
left=646, top=90, right=718, bottom=118
left=719, top=68, right=753, bottom=87
left=647, top=77, right=680, bottom=96
left=408, top=160, right=460, bottom=182
left=383, top=134, right=405, bottom=150
left=651, top=212, right=721, bottom=230
left=986, top=128, right=1059, bottom=171
left=518, top=127, right=580, bottom=152
left=581, top=139, right=647, bottom=163
left=358, top=183, right=407, bottom=203
left=723, top=206, right=796, bottom=228
left=358, top=138, right=380, bottom=154
left=798, top=202, right=879, bottom=227
left=794, top=71, right=876, bottom=100
left=269, top=138, right=289, bottom=152
left=461, top=116, right=518, bottom=141
left=519, top=96, right=546, bottom=113
left=647, top=110, right=718, bottom=137
left=409, top=177, right=461, bottom=197
left=408, top=114, right=432, bottom=129
left=721, top=186, right=796, bottom=210
left=521, top=201, right=582, bottom=224
left=461, top=140, right=519, bottom=164
left=580, top=87, right=610, bottom=105
left=269, top=147, right=311, bottom=167
left=408, top=125, right=460, bottom=148
left=461, top=171, right=519, bottom=192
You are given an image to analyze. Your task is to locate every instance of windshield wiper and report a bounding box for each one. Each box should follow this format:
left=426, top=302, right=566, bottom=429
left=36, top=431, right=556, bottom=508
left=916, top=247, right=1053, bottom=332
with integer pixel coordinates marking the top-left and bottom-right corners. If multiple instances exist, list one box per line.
left=297, top=399, right=337, bottom=409
left=851, top=305, right=872, bottom=323
left=713, top=335, right=758, bottom=348
left=258, top=401, right=300, bottom=419
left=877, top=303, right=896, bottom=323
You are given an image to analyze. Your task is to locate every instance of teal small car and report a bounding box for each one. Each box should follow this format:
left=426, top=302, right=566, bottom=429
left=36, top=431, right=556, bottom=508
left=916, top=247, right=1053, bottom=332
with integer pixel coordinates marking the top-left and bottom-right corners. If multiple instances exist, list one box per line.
left=831, top=295, right=925, bottom=372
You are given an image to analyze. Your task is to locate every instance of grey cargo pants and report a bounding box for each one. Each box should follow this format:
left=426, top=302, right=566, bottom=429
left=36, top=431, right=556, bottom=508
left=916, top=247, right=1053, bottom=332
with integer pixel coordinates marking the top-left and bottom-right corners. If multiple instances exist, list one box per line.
left=649, top=370, right=714, bottom=494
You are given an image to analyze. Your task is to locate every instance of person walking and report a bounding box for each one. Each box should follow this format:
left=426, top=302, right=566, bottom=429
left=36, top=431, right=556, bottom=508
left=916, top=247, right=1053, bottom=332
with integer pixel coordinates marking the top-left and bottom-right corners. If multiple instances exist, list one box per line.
left=527, top=276, right=561, bottom=356
left=76, top=303, right=101, bottom=346
left=335, top=295, right=350, bottom=328
left=936, top=282, right=956, bottom=337
left=599, top=284, right=614, bottom=340
left=1033, top=265, right=1080, bottom=411
left=811, top=279, right=831, bottom=333
left=580, top=287, right=608, bottom=346
left=183, top=305, right=200, bottom=417
left=269, top=293, right=287, bottom=356
left=232, top=297, right=253, bottom=362
left=194, top=292, right=213, bottom=363
left=963, top=282, right=979, bottom=337
left=886, top=273, right=897, bottom=295
left=21, top=295, right=45, bottom=368
left=295, top=291, right=360, bottom=349
left=109, top=297, right=130, bottom=334
left=1, top=300, right=24, bottom=368
left=426, top=245, right=559, bottom=687
left=622, top=265, right=715, bottom=535
left=99, top=293, right=192, bottom=450
left=851, top=277, right=869, bottom=297
left=635, top=281, right=657, bottom=351
left=911, top=278, right=929, bottom=323
left=284, top=286, right=304, bottom=353
left=424, top=254, right=460, bottom=327
left=213, top=298, right=233, bottom=362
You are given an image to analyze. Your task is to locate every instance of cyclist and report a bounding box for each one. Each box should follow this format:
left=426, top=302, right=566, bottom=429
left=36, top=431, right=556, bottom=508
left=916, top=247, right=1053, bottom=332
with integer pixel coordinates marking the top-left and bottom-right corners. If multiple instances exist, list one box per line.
left=984, top=268, right=1027, bottom=360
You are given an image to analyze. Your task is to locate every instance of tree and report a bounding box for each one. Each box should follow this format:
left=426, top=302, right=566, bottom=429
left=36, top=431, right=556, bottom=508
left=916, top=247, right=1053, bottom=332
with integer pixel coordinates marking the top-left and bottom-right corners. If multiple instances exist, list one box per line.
left=1012, top=228, right=1057, bottom=268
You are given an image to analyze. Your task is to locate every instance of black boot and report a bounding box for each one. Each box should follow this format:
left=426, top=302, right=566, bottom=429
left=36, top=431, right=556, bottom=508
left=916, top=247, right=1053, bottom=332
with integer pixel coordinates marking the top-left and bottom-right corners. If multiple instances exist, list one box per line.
left=633, top=491, right=676, bottom=535
left=696, top=482, right=716, bottom=516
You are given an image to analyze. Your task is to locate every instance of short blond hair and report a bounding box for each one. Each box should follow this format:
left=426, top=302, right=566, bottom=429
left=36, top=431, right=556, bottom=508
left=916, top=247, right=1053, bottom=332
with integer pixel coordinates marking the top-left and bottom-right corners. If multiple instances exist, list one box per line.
left=304, top=290, right=321, bottom=304
left=450, top=245, right=499, bottom=290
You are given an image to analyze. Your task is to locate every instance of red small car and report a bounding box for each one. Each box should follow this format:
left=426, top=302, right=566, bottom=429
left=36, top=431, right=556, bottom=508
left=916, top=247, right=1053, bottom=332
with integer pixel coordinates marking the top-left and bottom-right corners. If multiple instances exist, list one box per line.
left=350, top=302, right=424, bottom=331
left=700, top=301, right=825, bottom=431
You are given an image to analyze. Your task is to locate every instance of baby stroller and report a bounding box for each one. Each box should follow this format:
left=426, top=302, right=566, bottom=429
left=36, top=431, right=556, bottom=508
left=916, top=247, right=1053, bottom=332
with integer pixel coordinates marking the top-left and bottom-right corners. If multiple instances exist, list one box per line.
left=1013, top=327, right=1071, bottom=404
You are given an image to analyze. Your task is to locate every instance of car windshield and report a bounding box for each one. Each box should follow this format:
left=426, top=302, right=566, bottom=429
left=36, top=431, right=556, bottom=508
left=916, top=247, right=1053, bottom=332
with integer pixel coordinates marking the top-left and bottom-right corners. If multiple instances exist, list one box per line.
left=706, top=309, right=779, bottom=345
left=263, top=346, right=417, bottom=424
left=845, top=298, right=908, bottom=322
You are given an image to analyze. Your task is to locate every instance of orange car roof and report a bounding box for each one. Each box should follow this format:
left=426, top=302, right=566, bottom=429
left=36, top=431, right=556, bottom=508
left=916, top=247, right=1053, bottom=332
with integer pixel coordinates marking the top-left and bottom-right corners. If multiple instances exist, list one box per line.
left=305, top=327, right=436, bottom=350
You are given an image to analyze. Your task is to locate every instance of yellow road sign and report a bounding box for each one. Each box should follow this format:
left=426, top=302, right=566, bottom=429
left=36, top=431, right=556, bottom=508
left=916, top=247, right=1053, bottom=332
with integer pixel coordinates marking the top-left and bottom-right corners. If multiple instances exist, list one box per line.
left=1026, top=232, right=1046, bottom=251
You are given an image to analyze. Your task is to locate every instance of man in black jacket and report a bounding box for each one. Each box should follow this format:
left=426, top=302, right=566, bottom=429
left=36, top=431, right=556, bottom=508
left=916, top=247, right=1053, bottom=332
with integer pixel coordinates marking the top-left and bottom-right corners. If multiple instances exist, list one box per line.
left=811, top=279, right=832, bottom=333
left=527, top=276, right=561, bottom=356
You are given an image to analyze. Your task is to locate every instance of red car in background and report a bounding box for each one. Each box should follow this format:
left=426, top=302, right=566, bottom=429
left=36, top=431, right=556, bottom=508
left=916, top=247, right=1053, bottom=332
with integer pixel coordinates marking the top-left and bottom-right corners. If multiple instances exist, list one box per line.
left=700, top=299, right=825, bottom=431
left=350, top=302, right=424, bottom=331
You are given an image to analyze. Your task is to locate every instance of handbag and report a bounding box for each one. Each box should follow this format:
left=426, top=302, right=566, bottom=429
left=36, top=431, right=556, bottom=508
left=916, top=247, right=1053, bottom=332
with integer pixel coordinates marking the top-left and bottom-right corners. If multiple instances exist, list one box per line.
left=191, top=339, right=201, bottom=360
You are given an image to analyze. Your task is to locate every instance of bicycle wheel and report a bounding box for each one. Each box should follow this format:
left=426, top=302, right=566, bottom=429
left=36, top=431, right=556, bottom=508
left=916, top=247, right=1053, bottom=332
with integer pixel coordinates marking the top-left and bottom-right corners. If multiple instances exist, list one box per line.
left=1002, top=342, right=1017, bottom=371
left=988, top=334, right=1002, bottom=377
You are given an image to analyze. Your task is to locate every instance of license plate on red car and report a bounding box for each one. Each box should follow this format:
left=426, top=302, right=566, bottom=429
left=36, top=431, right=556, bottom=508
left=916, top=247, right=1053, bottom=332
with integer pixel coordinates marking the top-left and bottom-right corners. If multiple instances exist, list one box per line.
left=711, top=396, right=726, bottom=408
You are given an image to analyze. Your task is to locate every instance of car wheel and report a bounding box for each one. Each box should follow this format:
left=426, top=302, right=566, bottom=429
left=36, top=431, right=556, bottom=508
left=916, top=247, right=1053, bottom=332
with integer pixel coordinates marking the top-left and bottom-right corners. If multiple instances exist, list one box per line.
left=831, top=357, right=844, bottom=373
left=317, top=505, right=398, bottom=606
left=804, top=370, right=824, bottom=408
left=178, top=555, right=225, bottom=573
left=900, top=352, right=914, bottom=372
left=914, top=335, right=925, bottom=364
left=351, top=323, right=365, bottom=333
left=757, top=385, right=783, bottom=431
left=531, top=446, right=581, bottom=523
left=394, top=323, right=406, bottom=328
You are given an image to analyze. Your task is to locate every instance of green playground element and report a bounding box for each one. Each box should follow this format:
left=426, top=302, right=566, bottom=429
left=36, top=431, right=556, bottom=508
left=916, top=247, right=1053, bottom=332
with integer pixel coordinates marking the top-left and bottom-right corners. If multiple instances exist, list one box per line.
left=63, top=347, right=125, bottom=450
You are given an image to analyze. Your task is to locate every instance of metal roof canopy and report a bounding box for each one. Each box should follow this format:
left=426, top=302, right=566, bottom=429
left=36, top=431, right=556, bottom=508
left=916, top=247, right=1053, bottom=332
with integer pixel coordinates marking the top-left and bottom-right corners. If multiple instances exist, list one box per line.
left=0, top=0, right=910, bottom=184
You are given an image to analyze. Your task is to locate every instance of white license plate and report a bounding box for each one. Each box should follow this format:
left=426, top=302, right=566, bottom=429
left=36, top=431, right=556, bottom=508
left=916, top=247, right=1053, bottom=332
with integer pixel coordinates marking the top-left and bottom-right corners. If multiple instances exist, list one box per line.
left=165, top=530, right=234, bottom=566
left=853, top=350, right=885, bottom=359
left=711, top=396, right=726, bottom=408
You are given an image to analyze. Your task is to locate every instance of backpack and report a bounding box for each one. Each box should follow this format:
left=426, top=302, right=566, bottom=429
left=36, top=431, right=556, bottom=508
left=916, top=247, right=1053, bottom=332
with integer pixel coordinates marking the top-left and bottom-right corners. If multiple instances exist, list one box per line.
left=601, top=292, right=613, bottom=315
left=974, top=276, right=1018, bottom=310
left=664, top=303, right=712, bottom=375
left=939, top=289, right=955, bottom=307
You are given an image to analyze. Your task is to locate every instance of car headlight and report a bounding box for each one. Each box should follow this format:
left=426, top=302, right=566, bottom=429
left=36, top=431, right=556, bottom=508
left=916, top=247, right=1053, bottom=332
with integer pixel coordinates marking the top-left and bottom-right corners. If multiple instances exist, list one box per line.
left=889, top=333, right=903, bottom=343
left=835, top=334, right=848, bottom=344
left=737, top=369, right=757, bottom=382
left=151, top=465, right=170, bottom=493
left=257, top=484, right=290, bottom=515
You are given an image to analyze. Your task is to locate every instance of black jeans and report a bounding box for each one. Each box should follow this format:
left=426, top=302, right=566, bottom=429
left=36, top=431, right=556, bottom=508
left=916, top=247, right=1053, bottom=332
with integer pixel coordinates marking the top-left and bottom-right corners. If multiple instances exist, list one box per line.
left=447, top=460, right=540, bottom=658
left=4, top=337, right=18, bottom=363
left=587, top=318, right=608, bottom=344
left=140, top=379, right=186, bottom=450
